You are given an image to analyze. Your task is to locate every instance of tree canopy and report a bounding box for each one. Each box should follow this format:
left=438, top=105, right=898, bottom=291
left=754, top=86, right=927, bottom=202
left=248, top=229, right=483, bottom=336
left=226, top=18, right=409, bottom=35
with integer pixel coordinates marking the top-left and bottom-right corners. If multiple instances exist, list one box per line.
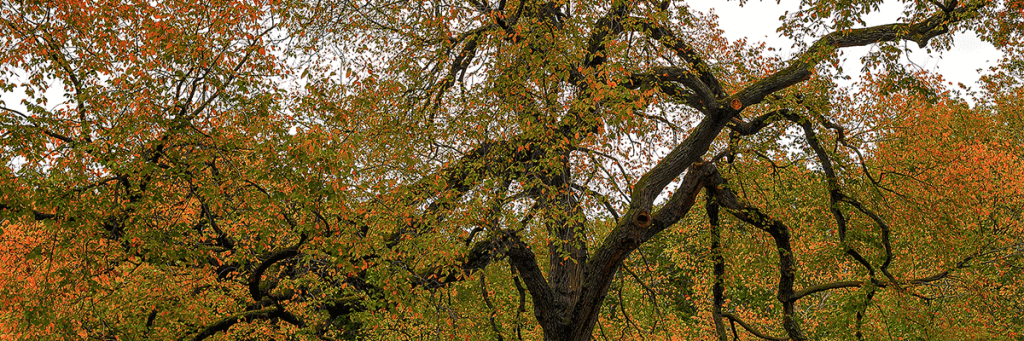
left=1, top=0, right=1023, bottom=340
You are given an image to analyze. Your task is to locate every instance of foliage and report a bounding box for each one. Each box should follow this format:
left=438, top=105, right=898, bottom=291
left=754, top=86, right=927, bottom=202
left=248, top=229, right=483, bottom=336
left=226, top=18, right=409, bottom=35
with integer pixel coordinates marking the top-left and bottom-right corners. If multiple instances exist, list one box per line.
left=1, top=0, right=1023, bottom=340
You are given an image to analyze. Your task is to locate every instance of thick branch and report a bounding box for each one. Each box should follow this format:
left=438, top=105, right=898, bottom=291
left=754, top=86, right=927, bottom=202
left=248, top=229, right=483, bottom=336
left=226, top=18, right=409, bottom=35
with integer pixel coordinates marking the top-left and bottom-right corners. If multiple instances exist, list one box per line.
left=249, top=239, right=304, bottom=302
left=417, top=231, right=509, bottom=289
left=189, top=306, right=305, bottom=341
left=505, top=235, right=556, bottom=326
left=431, top=30, right=485, bottom=104
left=731, top=2, right=984, bottom=110
left=573, top=159, right=720, bottom=339
left=582, top=0, right=629, bottom=68
left=0, top=203, right=56, bottom=220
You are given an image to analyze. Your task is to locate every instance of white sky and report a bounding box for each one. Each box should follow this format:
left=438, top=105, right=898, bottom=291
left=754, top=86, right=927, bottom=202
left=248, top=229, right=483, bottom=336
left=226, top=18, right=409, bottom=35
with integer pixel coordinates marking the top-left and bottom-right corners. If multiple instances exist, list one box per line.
left=689, top=0, right=1004, bottom=92
left=0, top=1, right=1004, bottom=116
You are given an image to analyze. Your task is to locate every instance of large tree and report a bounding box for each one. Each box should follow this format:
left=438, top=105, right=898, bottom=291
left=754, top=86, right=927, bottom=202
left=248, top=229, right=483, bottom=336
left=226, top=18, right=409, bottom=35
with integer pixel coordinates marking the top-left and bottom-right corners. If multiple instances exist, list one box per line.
left=2, top=0, right=1022, bottom=340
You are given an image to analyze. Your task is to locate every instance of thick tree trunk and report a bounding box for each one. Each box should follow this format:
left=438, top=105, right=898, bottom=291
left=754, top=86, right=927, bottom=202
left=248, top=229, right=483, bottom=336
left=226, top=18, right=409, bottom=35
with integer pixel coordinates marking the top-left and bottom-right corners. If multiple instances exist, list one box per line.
left=514, top=109, right=734, bottom=341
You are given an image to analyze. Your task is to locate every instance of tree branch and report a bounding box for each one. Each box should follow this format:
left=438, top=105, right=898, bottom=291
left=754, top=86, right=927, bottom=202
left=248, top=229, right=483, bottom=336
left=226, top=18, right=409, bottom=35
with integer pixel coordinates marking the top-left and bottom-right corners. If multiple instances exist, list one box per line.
left=249, top=237, right=305, bottom=302
left=626, top=16, right=725, bottom=102
left=505, top=235, right=556, bottom=326
left=731, top=2, right=985, bottom=110
left=189, top=306, right=305, bottom=341
left=722, top=312, right=790, bottom=341
left=791, top=250, right=982, bottom=301
left=706, top=167, right=806, bottom=340
left=708, top=191, right=727, bottom=341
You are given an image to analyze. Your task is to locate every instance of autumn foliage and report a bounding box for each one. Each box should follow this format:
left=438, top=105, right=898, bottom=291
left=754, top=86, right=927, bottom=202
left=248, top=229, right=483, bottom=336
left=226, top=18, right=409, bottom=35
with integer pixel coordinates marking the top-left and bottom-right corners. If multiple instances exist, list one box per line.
left=1, top=0, right=1023, bottom=340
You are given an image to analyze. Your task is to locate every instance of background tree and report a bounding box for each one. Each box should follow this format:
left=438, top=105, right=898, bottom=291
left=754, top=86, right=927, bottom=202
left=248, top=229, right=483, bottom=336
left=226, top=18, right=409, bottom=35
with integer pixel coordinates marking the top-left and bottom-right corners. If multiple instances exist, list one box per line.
left=1, top=0, right=1022, bottom=340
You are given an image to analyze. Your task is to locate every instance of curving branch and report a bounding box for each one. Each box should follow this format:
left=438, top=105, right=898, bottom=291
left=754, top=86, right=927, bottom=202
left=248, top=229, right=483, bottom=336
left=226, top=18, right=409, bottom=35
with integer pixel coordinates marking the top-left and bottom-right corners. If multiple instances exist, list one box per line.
left=785, top=113, right=878, bottom=278
left=189, top=306, right=306, bottom=341
left=249, top=236, right=306, bottom=302
left=722, top=312, right=790, bottom=341
left=625, top=67, right=714, bottom=111
left=841, top=196, right=898, bottom=282
left=727, top=109, right=791, bottom=136
left=479, top=273, right=506, bottom=341
left=625, top=16, right=725, bottom=103
left=416, top=231, right=511, bottom=289
left=705, top=166, right=806, bottom=340
left=790, top=249, right=984, bottom=301
left=790, top=281, right=866, bottom=301
left=505, top=234, right=556, bottom=327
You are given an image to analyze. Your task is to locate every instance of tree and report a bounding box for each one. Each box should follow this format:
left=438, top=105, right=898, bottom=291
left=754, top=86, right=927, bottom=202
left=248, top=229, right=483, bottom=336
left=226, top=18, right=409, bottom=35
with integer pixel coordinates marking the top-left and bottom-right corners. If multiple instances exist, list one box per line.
left=1, top=0, right=1022, bottom=340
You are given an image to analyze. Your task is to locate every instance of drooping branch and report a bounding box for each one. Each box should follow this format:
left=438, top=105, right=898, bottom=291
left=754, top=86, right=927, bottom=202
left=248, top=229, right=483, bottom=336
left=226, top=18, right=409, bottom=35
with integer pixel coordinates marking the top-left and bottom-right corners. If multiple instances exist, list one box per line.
left=841, top=196, right=898, bottom=282
left=707, top=190, right=727, bottom=341
left=479, top=273, right=506, bottom=341
left=290, top=229, right=513, bottom=338
left=510, top=265, right=528, bottom=341
left=0, top=203, right=56, bottom=221
left=790, top=249, right=984, bottom=301
left=730, top=96, right=903, bottom=288
left=785, top=114, right=878, bottom=277
left=706, top=167, right=806, bottom=341
left=721, top=101, right=888, bottom=304
left=854, top=288, right=876, bottom=341
left=34, top=35, right=100, bottom=144
left=2, top=105, right=78, bottom=145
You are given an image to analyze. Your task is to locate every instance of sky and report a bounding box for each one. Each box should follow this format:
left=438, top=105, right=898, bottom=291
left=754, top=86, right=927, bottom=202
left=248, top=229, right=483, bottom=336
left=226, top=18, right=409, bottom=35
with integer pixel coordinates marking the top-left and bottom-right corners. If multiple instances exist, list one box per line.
left=688, top=0, right=1005, bottom=93
left=0, top=1, right=1006, bottom=116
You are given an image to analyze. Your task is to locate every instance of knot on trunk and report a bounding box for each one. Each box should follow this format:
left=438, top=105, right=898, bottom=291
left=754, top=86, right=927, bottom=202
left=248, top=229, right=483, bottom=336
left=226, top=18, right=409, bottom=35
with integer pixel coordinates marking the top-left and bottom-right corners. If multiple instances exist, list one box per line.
left=635, top=211, right=652, bottom=228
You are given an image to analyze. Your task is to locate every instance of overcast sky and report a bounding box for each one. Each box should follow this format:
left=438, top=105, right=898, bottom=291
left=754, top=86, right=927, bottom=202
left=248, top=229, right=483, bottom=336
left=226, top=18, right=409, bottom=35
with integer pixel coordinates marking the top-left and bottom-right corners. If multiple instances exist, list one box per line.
left=688, top=0, right=1004, bottom=92
left=0, top=1, right=1005, bottom=115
